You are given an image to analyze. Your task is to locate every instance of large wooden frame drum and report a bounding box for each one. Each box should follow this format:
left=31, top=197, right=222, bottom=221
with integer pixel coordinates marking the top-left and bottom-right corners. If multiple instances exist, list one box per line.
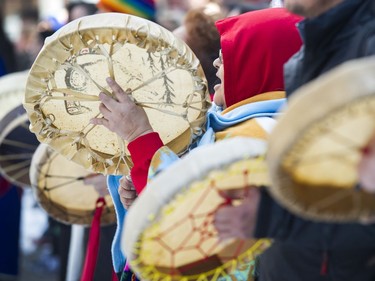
left=267, top=57, right=375, bottom=222
left=24, top=13, right=210, bottom=175
left=123, top=138, right=271, bottom=281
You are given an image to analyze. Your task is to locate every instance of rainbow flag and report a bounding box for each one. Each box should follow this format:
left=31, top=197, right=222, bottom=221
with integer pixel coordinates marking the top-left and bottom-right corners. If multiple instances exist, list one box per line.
left=98, top=0, right=155, bottom=20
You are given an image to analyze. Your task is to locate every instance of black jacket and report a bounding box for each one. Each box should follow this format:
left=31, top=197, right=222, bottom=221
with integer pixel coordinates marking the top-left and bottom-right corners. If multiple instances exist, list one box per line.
left=285, top=0, right=375, bottom=95
left=255, top=0, right=375, bottom=280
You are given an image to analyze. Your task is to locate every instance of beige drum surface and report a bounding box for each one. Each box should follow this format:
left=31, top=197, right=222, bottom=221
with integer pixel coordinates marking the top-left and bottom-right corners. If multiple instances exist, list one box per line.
left=0, top=71, right=38, bottom=187
left=123, top=138, right=271, bottom=281
left=24, top=13, right=210, bottom=175
left=267, top=57, right=375, bottom=222
left=30, top=143, right=115, bottom=225
left=0, top=71, right=29, bottom=121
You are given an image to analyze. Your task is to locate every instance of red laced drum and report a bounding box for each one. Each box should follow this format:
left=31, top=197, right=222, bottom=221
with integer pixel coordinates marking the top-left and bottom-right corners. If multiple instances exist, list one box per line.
left=123, top=137, right=271, bottom=281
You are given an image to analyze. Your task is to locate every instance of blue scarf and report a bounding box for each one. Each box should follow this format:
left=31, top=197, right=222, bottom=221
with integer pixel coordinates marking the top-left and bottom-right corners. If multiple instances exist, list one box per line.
left=106, top=175, right=126, bottom=273
left=199, top=98, right=286, bottom=145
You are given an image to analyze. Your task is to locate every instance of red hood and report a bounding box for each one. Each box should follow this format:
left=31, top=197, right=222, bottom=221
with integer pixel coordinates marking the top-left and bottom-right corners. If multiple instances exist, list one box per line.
left=215, top=8, right=302, bottom=107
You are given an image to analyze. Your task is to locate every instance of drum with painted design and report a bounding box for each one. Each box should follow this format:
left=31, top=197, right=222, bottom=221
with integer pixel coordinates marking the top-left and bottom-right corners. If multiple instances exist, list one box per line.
left=24, top=13, right=210, bottom=175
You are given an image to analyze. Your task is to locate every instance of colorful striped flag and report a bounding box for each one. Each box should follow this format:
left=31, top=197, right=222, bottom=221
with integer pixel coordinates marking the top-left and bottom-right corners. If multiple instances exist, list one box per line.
left=97, top=0, right=155, bottom=20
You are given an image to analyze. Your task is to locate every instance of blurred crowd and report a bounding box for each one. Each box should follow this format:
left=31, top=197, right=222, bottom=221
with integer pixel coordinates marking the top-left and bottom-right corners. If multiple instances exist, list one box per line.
left=3, top=0, right=280, bottom=91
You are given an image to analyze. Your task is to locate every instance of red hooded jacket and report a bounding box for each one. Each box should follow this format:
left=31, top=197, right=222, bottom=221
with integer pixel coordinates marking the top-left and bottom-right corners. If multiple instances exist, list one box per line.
left=215, top=8, right=302, bottom=107
left=130, top=8, right=303, bottom=194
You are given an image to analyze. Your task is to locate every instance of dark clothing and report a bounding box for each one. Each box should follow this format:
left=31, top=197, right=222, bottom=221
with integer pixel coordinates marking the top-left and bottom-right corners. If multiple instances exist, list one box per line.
left=0, top=31, right=19, bottom=278
left=284, top=0, right=375, bottom=95
left=0, top=183, right=21, bottom=277
left=0, top=33, right=17, bottom=74
left=0, top=58, right=6, bottom=76
left=256, top=191, right=375, bottom=281
left=255, top=0, right=375, bottom=280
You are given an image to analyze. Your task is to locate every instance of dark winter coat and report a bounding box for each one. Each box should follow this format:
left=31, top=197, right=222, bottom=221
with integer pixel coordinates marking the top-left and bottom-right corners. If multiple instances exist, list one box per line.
left=255, top=0, right=375, bottom=280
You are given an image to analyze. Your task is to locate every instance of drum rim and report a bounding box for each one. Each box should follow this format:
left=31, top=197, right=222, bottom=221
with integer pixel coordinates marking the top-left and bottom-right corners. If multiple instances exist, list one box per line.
left=122, top=137, right=270, bottom=278
left=30, top=143, right=116, bottom=226
left=267, top=57, right=375, bottom=222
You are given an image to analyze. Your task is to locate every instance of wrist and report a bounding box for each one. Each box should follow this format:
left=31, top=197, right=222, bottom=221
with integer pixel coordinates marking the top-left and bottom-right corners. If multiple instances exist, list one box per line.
left=126, top=128, right=154, bottom=143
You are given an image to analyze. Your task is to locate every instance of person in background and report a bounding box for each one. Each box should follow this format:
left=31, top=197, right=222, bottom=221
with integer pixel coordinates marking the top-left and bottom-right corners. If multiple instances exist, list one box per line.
left=0, top=11, right=16, bottom=75
left=218, top=0, right=272, bottom=16
left=14, top=8, right=41, bottom=71
left=173, top=5, right=223, bottom=95
left=0, top=6, right=21, bottom=281
left=155, top=0, right=193, bottom=30
left=215, top=0, right=375, bottom=281
left=155, top=0, right=223, bottom=31
left=67, top=1, right=98, bottom=22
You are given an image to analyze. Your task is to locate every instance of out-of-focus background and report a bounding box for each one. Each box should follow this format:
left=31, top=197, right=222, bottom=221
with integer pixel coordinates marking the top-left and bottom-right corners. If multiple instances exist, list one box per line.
left=0, top=0, right=281, bottom=280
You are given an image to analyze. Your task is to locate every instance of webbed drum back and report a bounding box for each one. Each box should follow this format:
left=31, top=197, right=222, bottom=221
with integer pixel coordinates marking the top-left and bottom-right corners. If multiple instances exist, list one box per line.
left=123, top=138, right=271, bottom=281
left=30, top=143, right=116, bottom=226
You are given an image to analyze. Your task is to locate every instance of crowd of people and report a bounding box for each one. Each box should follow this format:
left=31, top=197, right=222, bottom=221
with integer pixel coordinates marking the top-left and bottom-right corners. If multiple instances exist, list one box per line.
left=1, top=0, right=375, bottom=280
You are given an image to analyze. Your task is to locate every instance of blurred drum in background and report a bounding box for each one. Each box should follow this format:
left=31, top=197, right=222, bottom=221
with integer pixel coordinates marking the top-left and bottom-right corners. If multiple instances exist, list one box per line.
left=267, top=57, right=375, bottom=222
left=0, top=70, right=40, bottom=187
left=30, top=143, right=115, bottom=226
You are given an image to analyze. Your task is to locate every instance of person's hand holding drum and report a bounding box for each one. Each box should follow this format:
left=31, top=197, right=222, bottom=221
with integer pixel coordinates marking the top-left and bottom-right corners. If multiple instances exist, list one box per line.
left=358, top=136, right=375, bottom=225
left=83, top=173, right=109, bottom=197
left=90, top=77, right=154, bottom=143
left=214, top=188, right=261, bottom=241
left=118, top=175, right=137, bottom=210
left=358, top=134, right=375, bottom=193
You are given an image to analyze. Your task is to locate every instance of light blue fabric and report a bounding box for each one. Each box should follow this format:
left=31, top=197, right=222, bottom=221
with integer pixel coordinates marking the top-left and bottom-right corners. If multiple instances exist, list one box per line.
left=107, top=175, right=126, bottom=273
left=207, top=99, right=285, bottom=130
left=147, top=147, right=181, bottom=182
left=106, top=152, right=180, bottom=273
left=199, top=98, right=286, bottom=146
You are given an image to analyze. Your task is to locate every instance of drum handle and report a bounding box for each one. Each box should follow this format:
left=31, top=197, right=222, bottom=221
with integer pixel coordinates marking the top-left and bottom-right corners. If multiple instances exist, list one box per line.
left=80, top=197, right=106, bottom=281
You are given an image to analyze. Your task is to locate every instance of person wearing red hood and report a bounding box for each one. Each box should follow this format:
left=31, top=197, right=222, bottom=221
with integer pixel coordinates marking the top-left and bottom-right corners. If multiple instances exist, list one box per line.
left=92, top=7, right=302, bottom=194
left=90, top=8, right=302, bottom=279
left=213, top=8, right=300, bottom=109
left=198, top=7, right=302, bottom=147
